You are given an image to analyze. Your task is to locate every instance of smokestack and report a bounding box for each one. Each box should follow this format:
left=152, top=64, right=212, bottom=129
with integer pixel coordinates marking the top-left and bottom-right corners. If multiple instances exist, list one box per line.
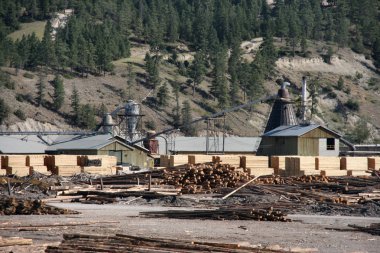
left=301, top=76, right=307, bottom=122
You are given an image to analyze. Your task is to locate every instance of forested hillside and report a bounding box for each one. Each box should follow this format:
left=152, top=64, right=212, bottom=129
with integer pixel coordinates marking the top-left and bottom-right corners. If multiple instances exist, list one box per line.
left=0, top=0, right=379, bottom=143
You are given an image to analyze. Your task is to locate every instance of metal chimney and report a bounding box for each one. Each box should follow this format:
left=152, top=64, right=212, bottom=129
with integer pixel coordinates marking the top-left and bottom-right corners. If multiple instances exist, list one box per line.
left=102, top=113, right=114, bottom=133
left=125, top=100, right=141, bottom=141
left=301, top=76, right=308, bottom=122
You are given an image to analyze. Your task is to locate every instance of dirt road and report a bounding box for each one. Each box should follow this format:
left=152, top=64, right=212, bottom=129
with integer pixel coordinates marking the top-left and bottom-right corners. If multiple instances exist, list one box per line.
left=0, top=203, right=379, bottom=253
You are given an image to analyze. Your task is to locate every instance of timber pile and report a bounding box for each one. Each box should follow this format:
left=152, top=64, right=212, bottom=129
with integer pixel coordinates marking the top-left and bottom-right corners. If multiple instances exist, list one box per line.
left=140, top=207, right=290, bottom=222
left=188, top=155, right=213, bottom=164
left=241, top=156, right=273, bottom=176
left=163, top=163, right=250, bottom=194
left=0, top=236, right=32, bottom=247
left=46, top=233, right=273, bottom=253
left=0, top=196, right=79, bottom=215
left=315, top=157, right=341, bottom=170
left=270, top=156, right=286, bottom=175
left=81, top=155, right=117, bottom=175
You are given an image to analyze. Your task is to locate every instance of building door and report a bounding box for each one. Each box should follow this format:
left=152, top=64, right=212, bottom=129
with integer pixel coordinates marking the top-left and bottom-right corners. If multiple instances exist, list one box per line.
left=108, top=151, right=122, bottom=165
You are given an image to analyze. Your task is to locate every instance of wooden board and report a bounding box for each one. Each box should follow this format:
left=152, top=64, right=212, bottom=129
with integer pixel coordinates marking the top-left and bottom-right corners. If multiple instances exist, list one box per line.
left=82, top=155, right=118, bottom=167
left=315, top=157, right=341, bottom=170
left=241, top=156, right=269, bottom=169
left=29, top=166, right=50, bottom=175
left=368, top=157, right=380, bottom=170
left=82, top=166, right=115, bottom=175
left=285, top=156, right=318, bottom=176
left=4, top=155, right=27, bottom=167
left=51, top=166, right=82, bottom=176
left=188, top=155, right=213, bottom=164
left=270, top=156, right=286, bottom=169
left=26, top=155, right=46, bottom=166
left=159, top=155, right=170, bottom=167
left=6, top=166, right=30, bottom=176
left=51, top=155, right=79, bottom=166
left=213, top=155, right=240, bottom=167
left=169, top=155, right=189, bottom=167
left=340, top=157, right=368, bottom=170
left=247, top=168, right=274, bottom=176
left=320, top=170, right=347, bottom=176
left=0, top=169, right=6, bottom=175
left=347, top=170, right=371, bottom=176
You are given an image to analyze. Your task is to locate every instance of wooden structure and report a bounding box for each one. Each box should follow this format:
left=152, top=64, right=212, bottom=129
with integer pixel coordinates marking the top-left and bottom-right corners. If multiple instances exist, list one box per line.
left=257, top=124, right=341, bottom=156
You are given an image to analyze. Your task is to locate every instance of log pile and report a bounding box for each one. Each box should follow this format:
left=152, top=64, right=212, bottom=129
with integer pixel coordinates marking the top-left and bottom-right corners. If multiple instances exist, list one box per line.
left=348, top=223, right=380, bottom=236
left=0, top=196, right=79, bottom=215
left=285, top=156, right=318, bottom=176
left=0, top=237, right=32, bottom=247
left=46, top=233, right=274, bottom=253
left=140, top=207, right=290, bottom=222
left=163, top=163, right=250, bottom=194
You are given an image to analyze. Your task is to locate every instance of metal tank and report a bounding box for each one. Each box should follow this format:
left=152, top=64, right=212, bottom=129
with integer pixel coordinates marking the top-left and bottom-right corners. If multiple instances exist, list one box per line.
left=125, top=100, right=141, bottom=141
left=101, top=113, right=114, bottom=133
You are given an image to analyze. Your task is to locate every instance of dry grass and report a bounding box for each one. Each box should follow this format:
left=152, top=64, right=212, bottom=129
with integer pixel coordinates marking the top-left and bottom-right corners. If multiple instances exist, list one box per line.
left=8, top=21, right=47, bottom=41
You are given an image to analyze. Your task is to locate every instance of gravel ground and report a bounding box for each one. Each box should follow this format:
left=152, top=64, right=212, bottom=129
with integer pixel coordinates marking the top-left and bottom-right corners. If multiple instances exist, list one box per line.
left=0, top=202, right=379, bottom=253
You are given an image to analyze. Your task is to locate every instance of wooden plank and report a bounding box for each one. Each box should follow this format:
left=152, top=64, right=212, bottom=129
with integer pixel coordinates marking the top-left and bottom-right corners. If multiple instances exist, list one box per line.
left=26, top=155, right=45, bottom=166
left=347, top=170, right=371, bottom=176
left=29, top=166, right=49, bottom=175
left=340, top=157, right=368, bottom=170
left=6, top=166, right=30, bottom=176
left=320, top=170, right=347, bottom=177
left=315, top=157, right=340, bottom=170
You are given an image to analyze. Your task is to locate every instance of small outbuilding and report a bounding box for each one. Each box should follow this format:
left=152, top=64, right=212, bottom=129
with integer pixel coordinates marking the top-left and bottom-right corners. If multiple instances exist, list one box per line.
left=257, top=124, right=341, bottom=156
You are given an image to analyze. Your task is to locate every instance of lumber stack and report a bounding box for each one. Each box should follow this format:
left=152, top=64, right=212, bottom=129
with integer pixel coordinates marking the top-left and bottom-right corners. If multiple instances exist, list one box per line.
left=315, top=157, right=341, bottom=170
left=285, top=156, right=318, bottom=176
left=213, top=155, right=240, bottom=167
left=3, top=155, right=27, bottom=167
left=270, top=156, right=286, bottom=175
left=51, top=155, right=79, bottom=167
left=27, top=155, right=49, bottom=174
left=159, top=155, right=170, bottom=167
left=0, top=236, right=33, bottom=247
left=169, top=155, right=189, bottom=168
left=0, top=196, right=79, bottom=215
left=188, top=155, right=213, bottom=164
left=46, top=233, right=269, bottom=253
left=368, top=157, right=380, bottom=170
left=51, top=166, right=82, bottom=176
left=320, top=170, right=347, bottom=177
left=81, top=155, right=117, bottom=175
left=241, top=156, right=269, bottom=168
left=340, top=157, right=368, bottom=170
left=140, top=208, right=290, bottom=222
left=82, top=166, right=116, bottom=175
left=1, top=155, right=6, bottom=168
left=5, top=167, right=30, bottom=177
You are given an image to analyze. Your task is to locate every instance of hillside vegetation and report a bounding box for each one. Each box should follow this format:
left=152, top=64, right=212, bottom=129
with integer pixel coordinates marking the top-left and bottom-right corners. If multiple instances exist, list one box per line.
left=0, top=0, right=379, bottom=143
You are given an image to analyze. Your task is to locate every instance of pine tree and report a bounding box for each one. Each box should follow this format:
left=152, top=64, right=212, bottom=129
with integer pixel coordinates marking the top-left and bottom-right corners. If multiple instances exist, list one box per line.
left=171, top=78, right=181, bottom=128
left=39, top=20, right=56, bottom=68
left=71, top=85, right=80, bottom=124
left=337, top=76, right=344, bottom=90
left=78, top=104, right=96, bottom=129
left=0, top=98, right=10, bottom=125
left=126, top=63, right=136, bottom=100
left=53, top=75, right=65, bottom=111
left=181, top=100, right=195, bottom=136
left=210, top=47, right=229, bottom=107
left=157, top=82, right=169, bottom=107
left=36, top=75, right=46, bottom=106
left=189, top=51, right=207, bottom=95
left=145, top=53, right=161, bottom=89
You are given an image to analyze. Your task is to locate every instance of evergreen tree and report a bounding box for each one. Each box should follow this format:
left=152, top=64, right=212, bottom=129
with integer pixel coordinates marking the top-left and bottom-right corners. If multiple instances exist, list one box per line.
left=181, top=100, right=196, bottom=136
left=71, top=85, right=80, bottom=124
left=126, top=63, right=136, bottom=100
left=78, top=104, right=96, bottom=129
left=53, top=75, right=65, bottom=111
left=210, top=47, right=229, bottom=107
left=0, top=98, right=10, bottom=125
left=189, top=51, right=207, bottom=95
left=39, top=20, right=56, bottom=68
left=171, top=76, right=181, bottom=128
left=36, top=75, right=46, bottom=106
left=157, top=82, right=169, bottom=107
left=145, top=52, right=161, bottom=89
left=337, top=76, right=344, bottom=90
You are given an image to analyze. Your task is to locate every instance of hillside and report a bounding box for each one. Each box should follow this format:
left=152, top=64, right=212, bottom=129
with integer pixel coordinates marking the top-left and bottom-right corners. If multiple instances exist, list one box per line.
left=1, top=37, right=379, bottom=143
left=0, top=0, right=379, bottom=144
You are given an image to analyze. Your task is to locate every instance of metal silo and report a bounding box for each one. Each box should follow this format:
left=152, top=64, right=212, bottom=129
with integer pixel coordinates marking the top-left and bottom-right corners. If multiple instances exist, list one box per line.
left=125, top=100, right=141, bottom=141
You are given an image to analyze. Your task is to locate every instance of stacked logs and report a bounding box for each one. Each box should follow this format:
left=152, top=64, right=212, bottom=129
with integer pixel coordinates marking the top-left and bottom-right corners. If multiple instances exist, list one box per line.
left=140, top=207, right=290, bottom=222
left=0, top=196, right=79, bottom=215
left=162, top=163, right=250, bottom=194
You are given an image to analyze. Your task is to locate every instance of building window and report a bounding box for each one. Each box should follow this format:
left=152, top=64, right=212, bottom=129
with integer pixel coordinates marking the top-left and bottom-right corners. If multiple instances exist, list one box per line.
left=327, top=138, right=335, bottom=150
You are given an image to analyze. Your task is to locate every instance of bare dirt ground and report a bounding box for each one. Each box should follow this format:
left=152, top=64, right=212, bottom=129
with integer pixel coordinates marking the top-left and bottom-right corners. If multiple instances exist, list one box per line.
left=1, top=202, right=379, bottom=253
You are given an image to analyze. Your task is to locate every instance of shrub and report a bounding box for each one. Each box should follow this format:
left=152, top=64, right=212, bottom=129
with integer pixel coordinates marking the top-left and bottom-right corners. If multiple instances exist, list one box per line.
left=0, top=98, right=10, bottom=124
left=337, top=77, right=344, bottom=90
left=145, top=120, right=156, bottom=130
left=14, top=109, right=26, bottom=120
left=345, top=99, right=360, bottom=111
left=355, top=72, right=363, bottom=80
left=15, top=94, right=24, bottom=102
left=23, top=72, right=34, bottom=79
left=328, top=92, right=337, bottom=99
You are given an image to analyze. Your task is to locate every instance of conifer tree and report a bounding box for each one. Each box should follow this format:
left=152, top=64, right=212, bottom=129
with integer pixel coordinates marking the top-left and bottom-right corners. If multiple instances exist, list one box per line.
left=157, top=82, right=169, bottom=107
left=36, top=75, right=46, bottom=106
left=181, top=100, right=196, bottom=136
left=71, top=85, right=80, bottom=124
left=53, top=75, right=65, bottom=111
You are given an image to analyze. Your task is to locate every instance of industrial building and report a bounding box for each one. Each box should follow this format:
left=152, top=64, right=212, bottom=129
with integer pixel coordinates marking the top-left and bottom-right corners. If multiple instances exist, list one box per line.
left=257, top=124, right=341, bottom=156
left=0, top=133, right=153, bottom=169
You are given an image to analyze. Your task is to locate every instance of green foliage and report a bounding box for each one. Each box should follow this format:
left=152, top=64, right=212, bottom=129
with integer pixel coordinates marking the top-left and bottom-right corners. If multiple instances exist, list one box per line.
left=53, top=74, right=65, bottom=111
left=77, top=104, right=96, bottom=129
left=145, top=53, right=161, bottom=89
left=97, top=103, right=108, bottom=117
left=14, top=109, right=26, bottom=120
left=15, top=94, right=24, bottom=102
left=157, top=82, right=169, bottom=107
left=345, top=99, right=360, bottom=111
left=23, top=72, right=34, bottom=79
left=337, top=76, right=344, bottom=90
left=0, top=98, right=10, bottom=124
left=71, top=85, right=80, bottom=124
left=189, top=51, right=207, bottom=95
left=181, top=100, right=196, bottom=136
left=171, top=77, right=181, bottom=128
left=0, top=71, right=15, bottom=89
left=145, top=120, right=156, bottom=131
left=346, top=120, right=370, bottom=144
left=36, top=75, right=45, bottom=106
left=355, top=72, right=363, bottom=80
